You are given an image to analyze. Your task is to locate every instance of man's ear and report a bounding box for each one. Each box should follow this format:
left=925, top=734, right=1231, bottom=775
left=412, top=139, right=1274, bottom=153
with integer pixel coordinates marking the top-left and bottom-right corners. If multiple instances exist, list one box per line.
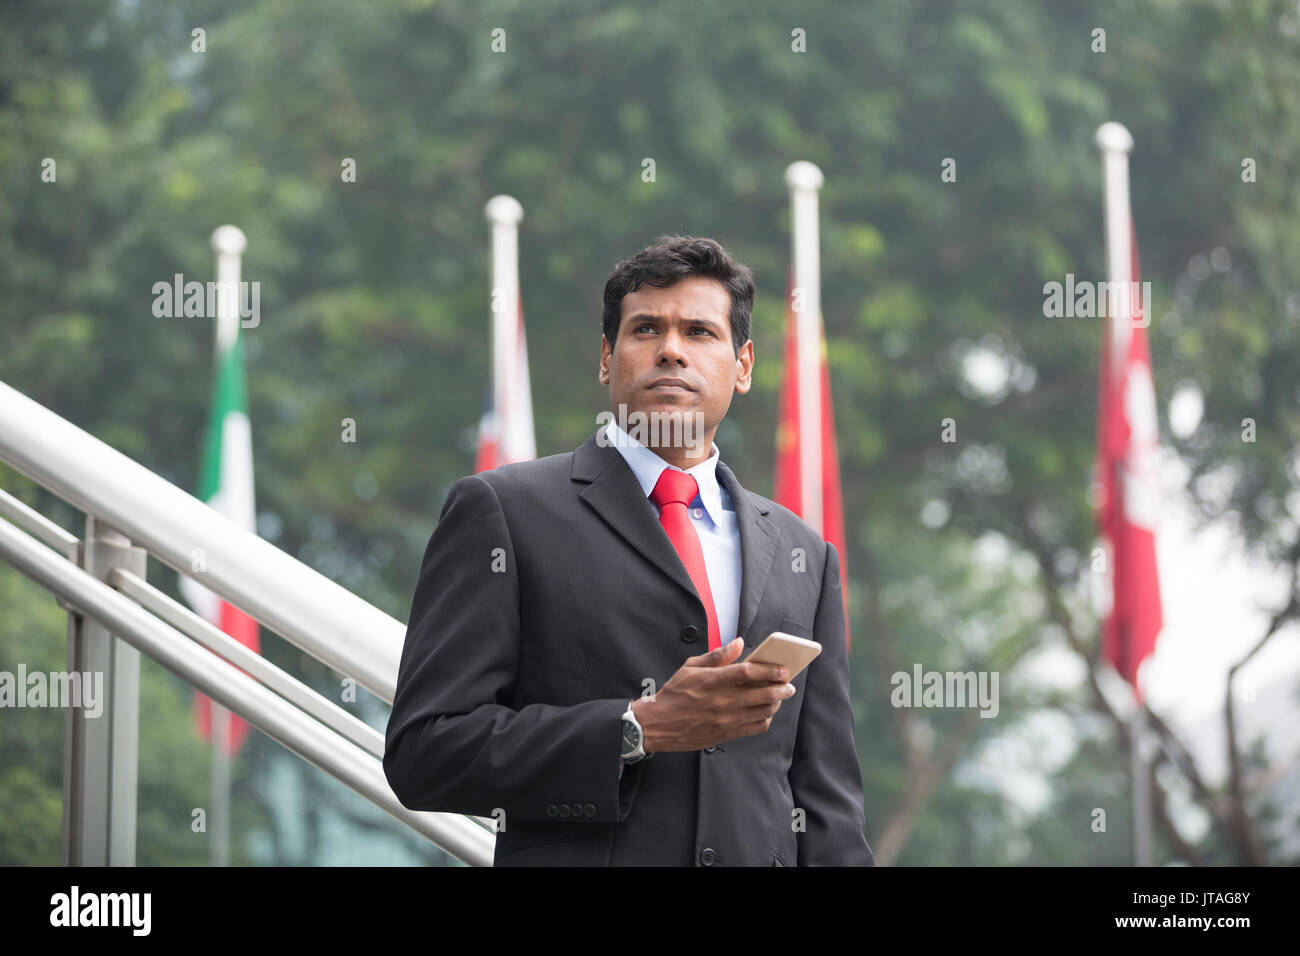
left=598, top=335, right=610, bottom=385
left=734, top=340, right=754, bottom=394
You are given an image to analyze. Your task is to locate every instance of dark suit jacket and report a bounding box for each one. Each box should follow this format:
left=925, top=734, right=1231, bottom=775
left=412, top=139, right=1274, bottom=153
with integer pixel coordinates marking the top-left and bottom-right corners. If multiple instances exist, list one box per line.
left=384, top=426, right=874, bottom=866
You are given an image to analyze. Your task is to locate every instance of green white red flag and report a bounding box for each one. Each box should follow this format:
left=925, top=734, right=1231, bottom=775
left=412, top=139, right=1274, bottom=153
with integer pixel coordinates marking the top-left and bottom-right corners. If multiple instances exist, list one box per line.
left=179, top=312, right=259, bottom=756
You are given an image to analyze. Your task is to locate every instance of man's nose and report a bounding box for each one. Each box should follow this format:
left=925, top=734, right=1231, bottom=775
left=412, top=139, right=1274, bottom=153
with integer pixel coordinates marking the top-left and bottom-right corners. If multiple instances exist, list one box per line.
left=656, top=328, right=688, bottom=364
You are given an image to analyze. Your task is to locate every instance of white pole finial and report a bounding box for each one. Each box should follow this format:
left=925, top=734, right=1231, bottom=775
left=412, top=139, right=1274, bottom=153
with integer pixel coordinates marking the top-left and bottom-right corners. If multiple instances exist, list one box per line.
left=785, top=161, right=825, bottom=192
left=485, top=195, right=524, bottom=226
left=1095, top=122, right=1134, bottom=155
left=210, top=225, right=247, bottom=256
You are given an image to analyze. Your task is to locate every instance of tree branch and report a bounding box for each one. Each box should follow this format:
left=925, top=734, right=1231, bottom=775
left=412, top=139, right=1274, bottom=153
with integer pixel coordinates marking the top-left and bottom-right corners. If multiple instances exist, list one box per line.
left=1224, top=540, right=1300, bottom=866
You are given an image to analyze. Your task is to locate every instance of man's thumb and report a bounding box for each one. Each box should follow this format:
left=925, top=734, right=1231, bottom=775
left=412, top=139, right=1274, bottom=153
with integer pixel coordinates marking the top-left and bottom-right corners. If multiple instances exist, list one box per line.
left=713, top=636, right=746, bottom=663
left=685, top=636, right=744, bottom=667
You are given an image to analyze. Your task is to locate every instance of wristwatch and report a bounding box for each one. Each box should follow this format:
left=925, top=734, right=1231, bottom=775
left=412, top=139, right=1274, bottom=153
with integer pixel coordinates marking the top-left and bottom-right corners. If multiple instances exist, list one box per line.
left=620, top=700, right=649, bottom=763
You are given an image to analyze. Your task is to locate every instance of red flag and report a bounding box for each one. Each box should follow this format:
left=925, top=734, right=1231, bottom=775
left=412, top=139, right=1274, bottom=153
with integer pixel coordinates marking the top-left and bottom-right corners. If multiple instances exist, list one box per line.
left=773, top=275, right=852, bottom=651
left=1095, top=221, right=1162, bottom=701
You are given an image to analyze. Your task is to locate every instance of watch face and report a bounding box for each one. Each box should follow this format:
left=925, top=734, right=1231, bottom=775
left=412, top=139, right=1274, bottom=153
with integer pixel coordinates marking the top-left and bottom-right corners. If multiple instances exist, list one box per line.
left=622, top=719, right=641, bottom=751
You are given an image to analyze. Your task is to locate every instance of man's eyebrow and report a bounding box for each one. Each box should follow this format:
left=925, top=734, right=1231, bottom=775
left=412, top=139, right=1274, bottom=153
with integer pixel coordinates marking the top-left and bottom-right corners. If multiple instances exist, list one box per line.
left=625, top=313, right=725, bottom=330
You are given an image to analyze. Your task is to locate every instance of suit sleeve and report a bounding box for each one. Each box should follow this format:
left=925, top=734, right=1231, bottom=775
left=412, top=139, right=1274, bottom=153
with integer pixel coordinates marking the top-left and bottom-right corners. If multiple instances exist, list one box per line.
left=383, top=473, right=644, bottom=825
left=788, top=541, right=876, bottom=865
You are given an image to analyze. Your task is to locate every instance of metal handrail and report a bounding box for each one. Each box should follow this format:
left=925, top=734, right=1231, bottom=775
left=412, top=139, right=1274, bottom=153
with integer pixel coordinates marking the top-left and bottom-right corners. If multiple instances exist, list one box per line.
left=0, top=512, right=495, bottom=865
left=0, top=486, right=78, bottom=559
left=110, top=565, right=497, bottom=834
left=0, top=377, right=499, bottom=862
left=0, top=379, right=400, bottom=701
left=109, top=566, right=386, bottom=759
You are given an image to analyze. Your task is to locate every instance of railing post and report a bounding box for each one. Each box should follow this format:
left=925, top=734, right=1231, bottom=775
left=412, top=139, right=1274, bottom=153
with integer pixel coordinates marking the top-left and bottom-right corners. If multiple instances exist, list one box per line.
left=61, top=517, right=145, bottom=866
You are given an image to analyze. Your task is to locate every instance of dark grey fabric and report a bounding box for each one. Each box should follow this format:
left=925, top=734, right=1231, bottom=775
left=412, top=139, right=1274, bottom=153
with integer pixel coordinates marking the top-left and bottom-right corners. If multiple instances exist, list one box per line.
left=384, top=427, right=874, bottom=867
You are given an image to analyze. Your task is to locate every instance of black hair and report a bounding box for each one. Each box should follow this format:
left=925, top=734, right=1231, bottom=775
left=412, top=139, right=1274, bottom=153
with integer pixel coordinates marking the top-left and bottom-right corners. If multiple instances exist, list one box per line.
left=601, top=235, right=754, bottom=358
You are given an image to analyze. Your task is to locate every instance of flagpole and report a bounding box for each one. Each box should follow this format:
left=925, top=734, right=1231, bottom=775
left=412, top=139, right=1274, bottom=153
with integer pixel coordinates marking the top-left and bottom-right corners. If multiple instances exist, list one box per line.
left=211, top=701, right=230, bottom=865
left=1130, top=697, right=1151, bottom=865
left=784, top=161, right=824, bottom=534
left=1096, top=123, right=1133, bottom=385
left=208, top=225, right=246, bottom=867
left=484, top=196, right=530, bottom=462
left=1096, top=122, right=1151, bottom=866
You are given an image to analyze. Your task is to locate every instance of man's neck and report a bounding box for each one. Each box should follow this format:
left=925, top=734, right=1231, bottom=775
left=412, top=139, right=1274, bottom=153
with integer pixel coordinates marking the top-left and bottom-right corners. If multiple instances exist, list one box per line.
left=648, top=437, right=716, bottom=471
left=604, top=416, right=718, bottom=470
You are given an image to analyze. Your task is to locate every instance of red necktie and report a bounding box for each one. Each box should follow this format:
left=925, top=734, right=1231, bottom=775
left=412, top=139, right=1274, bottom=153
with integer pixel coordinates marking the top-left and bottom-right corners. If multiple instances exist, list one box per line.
left=650, top=468, right=721, bottom=651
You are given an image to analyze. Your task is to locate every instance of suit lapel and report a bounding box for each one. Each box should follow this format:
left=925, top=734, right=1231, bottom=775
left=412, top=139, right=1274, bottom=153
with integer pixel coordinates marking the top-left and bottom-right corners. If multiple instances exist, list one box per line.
left=572, top=430, right=698, bottom=602
left=571, top=429, right=777, bottom=642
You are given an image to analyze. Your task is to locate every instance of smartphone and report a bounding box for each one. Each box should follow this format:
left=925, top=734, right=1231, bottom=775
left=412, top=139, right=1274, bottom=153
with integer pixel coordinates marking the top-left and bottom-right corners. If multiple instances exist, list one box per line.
left=741, top=631, right=822, bottom=682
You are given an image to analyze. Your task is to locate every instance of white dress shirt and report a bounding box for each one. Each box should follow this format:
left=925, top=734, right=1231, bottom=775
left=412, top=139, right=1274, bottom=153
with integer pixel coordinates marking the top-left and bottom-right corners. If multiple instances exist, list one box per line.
left=602, top=417, right=742, bottom=647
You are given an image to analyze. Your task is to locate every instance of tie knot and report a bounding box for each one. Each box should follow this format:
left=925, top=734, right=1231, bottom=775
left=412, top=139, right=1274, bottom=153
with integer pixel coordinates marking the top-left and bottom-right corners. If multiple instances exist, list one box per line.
left=650, top=467, right=699, bottom=510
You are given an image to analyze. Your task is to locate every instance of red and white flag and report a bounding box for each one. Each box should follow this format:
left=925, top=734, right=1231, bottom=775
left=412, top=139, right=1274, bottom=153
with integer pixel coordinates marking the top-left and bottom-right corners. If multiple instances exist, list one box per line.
left=773, top=274, right=852, bottom=651
left=474, top=298, right=536, bottom=471
left=1095, top=219, right=1163, bottom=702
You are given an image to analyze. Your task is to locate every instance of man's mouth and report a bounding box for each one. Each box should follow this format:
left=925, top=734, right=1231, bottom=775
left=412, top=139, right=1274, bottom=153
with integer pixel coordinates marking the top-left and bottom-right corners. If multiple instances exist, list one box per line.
left=648, top=378, right=693, bottom=391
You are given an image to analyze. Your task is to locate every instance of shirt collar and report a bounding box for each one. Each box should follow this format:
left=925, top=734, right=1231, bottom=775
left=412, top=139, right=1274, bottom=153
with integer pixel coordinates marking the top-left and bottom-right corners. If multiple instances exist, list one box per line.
left=603, top=417, right=731, bottom=521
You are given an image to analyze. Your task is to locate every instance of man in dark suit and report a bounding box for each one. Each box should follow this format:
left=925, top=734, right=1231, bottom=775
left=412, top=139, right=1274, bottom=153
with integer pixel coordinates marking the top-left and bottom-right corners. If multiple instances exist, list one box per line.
left=384, top=235, right=873, bottom=866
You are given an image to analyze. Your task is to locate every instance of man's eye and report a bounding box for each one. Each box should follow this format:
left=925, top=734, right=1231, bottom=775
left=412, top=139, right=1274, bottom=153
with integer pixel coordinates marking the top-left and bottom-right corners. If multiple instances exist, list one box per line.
left=633, top=324, right=711, bottom=335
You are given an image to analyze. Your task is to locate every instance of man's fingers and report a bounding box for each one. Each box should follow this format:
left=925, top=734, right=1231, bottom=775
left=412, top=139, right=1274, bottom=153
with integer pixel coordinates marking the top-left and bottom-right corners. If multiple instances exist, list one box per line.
left=737, top=683, right=795, bottom=708
left=729, top=660, right=789, bottom=685
left=733, top=714, right=777, bottom=738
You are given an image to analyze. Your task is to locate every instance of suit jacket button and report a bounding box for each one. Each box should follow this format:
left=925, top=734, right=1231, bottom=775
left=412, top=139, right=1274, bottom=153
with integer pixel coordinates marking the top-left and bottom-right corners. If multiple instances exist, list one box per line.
left=584, top=803, right=596, bottom=817
left=680, top=624, right=699, bottom=643
left=559, top=804, right=571, bottom=818
left=699, top=847, right=716, bottom=866
left=704, top=745, right=716, bottom=753
left=545, top=804, right=558, bottom=817
left=570, top=802, right=584, bottom=816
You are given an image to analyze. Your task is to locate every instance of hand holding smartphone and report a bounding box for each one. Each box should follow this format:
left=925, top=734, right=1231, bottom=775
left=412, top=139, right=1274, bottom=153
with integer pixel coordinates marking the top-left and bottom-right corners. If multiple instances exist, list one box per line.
left=741, top=631, right=822, bottom=682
